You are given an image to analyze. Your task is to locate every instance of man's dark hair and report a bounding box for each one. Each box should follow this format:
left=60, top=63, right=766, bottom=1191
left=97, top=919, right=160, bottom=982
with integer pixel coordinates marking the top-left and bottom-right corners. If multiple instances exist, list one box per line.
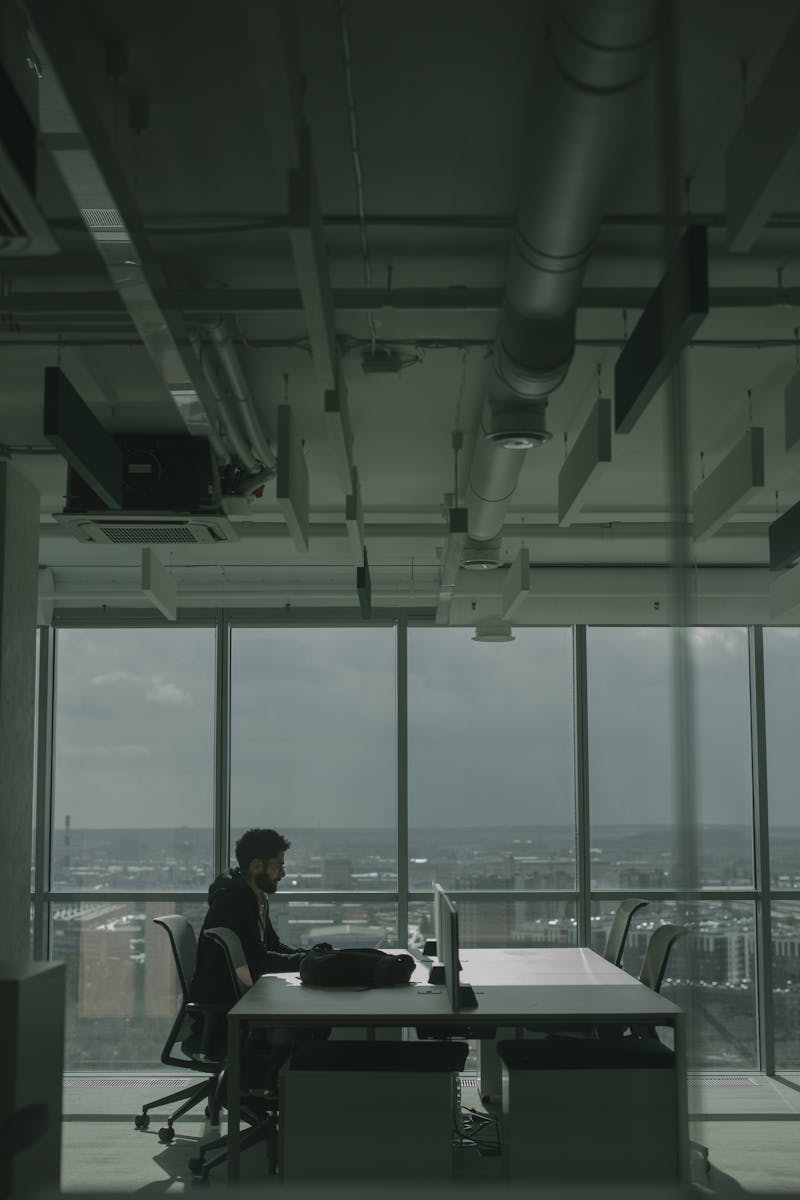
left=235, top=828, right=291, bottom=870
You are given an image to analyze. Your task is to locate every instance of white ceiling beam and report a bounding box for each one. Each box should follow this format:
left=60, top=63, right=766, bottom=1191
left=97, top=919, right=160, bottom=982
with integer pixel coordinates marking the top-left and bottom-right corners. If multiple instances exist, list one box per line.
left=558, top=397, right=612, bottom=527
left=501, top=548, right=530, bottom=620
left=726, top=10, right=800, bottom=251
left=276, top=404, right=310, bottom=552
left=9, top=284, right=800, bottom=319
left=692, top=427, right=765, bottom=542
left=140, top=548, right=177, bottom=620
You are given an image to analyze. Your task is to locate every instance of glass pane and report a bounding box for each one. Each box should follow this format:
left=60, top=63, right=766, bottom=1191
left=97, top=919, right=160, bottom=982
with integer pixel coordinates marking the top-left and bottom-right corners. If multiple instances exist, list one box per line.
left=51, top=628, right=215, bottom=891
left=409, top=898, right=577, bottom=951
left=594, top=899, right=757, bottom=1069
left=271, top=898, right=399, bottom=951
left=31, top=629, right=40, bottom=893
left=587, top=628, right=753, bottom=888
left=53, top=899, right=208, bottom=1070
left=230, top=628, right=396, bottom=885
left=772, top=900, right=800, bottom=1068
left=763, top=628, right=800, bottom=888
left=408, top=628, right=575, bottom=890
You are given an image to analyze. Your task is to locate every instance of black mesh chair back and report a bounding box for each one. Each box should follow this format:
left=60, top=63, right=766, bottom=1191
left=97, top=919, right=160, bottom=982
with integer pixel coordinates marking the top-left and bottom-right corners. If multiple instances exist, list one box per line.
left=153, top=914, right=197, bottom=1002
left=639, top=924, right=684, bottom=993
left=203, top=926, right=250, bottom=1000
left=603, top=898, right=649, bottom=967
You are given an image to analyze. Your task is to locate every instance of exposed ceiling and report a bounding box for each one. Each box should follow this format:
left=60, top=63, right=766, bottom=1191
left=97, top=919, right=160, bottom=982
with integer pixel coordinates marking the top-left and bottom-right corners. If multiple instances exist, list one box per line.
left=3, top=0, right=800, bottom=621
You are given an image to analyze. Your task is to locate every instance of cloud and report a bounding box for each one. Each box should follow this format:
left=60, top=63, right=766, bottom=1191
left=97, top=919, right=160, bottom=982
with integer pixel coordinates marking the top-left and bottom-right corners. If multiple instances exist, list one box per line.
left=145, top=681, right=187, bottom=705
left=90, top=670, right=143, bottom=686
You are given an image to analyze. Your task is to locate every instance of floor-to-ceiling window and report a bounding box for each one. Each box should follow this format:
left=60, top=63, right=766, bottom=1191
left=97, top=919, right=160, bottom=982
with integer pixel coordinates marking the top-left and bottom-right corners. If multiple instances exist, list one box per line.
left=763, top=628, right=800, bottom=1069
left=48, top=626, right=215, bottom=1070
left=32, top=617, right=799, bottom=1072
left=229, top=625, right=398, bottom=948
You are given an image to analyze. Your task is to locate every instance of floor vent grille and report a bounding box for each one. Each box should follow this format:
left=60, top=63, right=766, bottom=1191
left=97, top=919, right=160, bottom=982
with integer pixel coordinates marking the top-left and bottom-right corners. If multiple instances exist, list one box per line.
left=688, top=1076, right=759, bottom=1087
left=64, top=1076, right=186, bottom=1088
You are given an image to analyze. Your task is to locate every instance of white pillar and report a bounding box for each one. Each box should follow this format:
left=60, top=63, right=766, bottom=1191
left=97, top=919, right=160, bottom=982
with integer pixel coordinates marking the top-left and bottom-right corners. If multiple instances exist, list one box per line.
left=0, top=463, right=40, bottom=960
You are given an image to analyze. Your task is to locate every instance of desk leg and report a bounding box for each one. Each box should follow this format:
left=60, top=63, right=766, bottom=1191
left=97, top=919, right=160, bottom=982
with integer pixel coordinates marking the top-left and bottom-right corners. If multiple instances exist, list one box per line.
left=674, top=1012, right=690, bottom=1186
left=478, top=1027, right=514, bottom=1106
left=226, top=1015, right=241, bottom=1181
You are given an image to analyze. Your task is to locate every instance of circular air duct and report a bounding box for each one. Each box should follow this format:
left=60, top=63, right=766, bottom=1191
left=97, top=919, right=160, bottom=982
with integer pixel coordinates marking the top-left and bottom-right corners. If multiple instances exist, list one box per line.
left=472, top=616, right=515, bottom=643
left=484, top=402, right=552, bottom=449
left=461, top=538, right=505, bottom=571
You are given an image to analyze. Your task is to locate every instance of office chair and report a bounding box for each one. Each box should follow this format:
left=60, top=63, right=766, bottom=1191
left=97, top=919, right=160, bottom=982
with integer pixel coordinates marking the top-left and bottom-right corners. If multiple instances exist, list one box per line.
left=133, top=915, right=225, bottom=1143
left=603, top=897, right=649, bottom=966
left=522, top=900, right=650, bottom=1041
left=186, top=926, right=282, bottom=1182
left=638, top=923, right=684, bottom=994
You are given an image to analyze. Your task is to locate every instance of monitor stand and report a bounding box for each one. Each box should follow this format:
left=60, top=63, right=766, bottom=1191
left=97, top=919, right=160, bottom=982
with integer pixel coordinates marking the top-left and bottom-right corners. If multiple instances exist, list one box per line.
left=457, top=983, right=478, bottom=1010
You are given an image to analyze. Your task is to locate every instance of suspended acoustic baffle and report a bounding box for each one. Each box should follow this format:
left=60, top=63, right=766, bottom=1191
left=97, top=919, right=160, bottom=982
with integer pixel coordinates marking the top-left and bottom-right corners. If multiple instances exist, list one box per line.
left=140, top=548, right=177, bottom=620
left=692, top=427, right=764, bottom=541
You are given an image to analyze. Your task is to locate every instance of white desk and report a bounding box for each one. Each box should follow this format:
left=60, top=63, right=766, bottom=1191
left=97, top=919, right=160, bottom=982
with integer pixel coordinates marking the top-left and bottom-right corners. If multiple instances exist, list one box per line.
left=225, top=947, right=683, bottom=1180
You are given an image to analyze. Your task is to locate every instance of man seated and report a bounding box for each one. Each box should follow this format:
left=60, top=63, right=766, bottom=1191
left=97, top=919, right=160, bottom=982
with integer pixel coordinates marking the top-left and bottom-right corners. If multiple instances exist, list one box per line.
left=189, top=827, right=330, bottom=1080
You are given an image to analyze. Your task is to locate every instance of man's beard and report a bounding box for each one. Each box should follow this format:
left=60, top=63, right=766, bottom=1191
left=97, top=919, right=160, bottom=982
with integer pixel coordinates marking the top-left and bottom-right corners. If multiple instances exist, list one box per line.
left=255, top=872, right=278, bottom=894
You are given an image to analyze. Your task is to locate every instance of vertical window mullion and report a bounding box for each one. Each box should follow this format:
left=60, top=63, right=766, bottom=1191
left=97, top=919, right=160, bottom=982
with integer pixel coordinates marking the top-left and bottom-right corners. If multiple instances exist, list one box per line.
left=33, top=625, right=55, bottom=960
left=214, top=609, right=231, bottom=876
left=749, top=625, right=774, bottom=1075
left=574, top=625, right=591, bottom=946
left=396, top=616, right=409, bottom=948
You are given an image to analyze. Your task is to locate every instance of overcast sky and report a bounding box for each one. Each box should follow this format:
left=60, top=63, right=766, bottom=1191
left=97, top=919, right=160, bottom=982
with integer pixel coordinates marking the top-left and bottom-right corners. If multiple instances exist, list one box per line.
left=51, top=623, right=800, bottom=833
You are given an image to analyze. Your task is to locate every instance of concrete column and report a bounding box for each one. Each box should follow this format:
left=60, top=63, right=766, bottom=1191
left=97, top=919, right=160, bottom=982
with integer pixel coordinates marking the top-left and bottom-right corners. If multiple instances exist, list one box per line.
left=0, top=463, right=40, bottom=960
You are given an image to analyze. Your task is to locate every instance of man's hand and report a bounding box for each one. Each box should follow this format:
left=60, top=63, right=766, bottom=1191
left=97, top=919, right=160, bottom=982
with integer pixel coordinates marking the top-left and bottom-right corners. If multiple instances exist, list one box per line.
left=309, top=942, right=334, bottom=953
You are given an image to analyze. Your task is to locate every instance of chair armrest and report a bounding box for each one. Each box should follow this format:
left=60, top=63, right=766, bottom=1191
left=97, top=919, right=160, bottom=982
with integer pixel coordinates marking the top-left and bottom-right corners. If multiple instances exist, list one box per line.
left=185, top=1002, right=229, bottom=1058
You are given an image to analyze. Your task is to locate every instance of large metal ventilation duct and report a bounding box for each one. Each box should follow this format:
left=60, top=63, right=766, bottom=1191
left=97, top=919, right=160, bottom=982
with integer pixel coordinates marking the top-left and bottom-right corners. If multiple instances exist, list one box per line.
left=464, top=0, right=658, bottom=563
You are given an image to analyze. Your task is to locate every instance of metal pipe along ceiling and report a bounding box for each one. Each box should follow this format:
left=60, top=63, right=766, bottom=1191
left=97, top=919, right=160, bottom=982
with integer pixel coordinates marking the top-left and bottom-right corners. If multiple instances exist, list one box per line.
left=465, top=0, right=659, bottom=552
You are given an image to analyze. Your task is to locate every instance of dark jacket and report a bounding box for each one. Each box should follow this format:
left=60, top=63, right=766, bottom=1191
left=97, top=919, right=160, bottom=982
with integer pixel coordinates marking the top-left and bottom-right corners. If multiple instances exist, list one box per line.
left=189, top=868, right=306, bottom=1009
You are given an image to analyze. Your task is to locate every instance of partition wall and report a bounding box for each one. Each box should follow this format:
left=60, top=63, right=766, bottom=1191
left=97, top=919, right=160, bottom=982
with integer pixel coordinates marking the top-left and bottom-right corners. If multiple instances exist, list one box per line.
left=29, top=614, right=800, bottom=1075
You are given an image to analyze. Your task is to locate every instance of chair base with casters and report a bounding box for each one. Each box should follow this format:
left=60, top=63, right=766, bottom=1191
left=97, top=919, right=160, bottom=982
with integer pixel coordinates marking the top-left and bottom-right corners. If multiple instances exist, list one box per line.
left=497, top=1036, right=680, bottom=1184
left=279, top=1040, right=468, bottom=1182
left=187, top=1090, right=279, bottom=1183
left=134, top=1073, right=221, bottom=1143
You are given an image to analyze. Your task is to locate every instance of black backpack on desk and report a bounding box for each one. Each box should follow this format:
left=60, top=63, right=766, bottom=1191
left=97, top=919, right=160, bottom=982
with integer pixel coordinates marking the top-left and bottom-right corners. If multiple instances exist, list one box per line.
left=299, top=947, right=415, bottom=988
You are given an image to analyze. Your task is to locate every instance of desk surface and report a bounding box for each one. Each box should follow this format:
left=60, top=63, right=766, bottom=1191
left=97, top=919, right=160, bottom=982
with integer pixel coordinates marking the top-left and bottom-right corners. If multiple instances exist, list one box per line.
left=230, top=946, right=680, bottom=1027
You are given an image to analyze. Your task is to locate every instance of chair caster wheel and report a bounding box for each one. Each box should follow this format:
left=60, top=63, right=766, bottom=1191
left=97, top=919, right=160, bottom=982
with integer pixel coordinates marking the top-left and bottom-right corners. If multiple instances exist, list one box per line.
left=134, top=1114, right=150, bottom=1130
left=157, top=1126, right=175, bottom=1143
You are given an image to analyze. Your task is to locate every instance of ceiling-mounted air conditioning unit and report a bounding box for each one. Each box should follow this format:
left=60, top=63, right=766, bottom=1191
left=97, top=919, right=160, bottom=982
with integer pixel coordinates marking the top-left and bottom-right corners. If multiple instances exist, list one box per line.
left=0, top=61, right=57, bottom=255
left=53, top=511, right=238, bottom=546
left=54, top=434, right=240, bottom=545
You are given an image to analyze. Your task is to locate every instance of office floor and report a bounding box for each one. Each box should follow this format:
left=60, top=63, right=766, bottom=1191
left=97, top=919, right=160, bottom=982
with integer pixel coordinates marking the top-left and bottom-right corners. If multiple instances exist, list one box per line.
left=60, top=1074, right=800, bottom=1194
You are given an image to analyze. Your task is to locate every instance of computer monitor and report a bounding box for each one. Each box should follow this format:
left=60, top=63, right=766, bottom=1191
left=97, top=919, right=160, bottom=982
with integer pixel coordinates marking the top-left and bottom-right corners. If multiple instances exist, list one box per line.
left=426, top=882, right=449, bottom=982
left=440, top=892, right=477, bottom=1011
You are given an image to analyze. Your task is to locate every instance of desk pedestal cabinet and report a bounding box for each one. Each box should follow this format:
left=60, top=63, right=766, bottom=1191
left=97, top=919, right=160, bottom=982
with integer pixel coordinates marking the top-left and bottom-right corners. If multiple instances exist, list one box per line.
left=0, top=961, right=65, bottom=1199
left=499, top=1037, right=679, bottom=1184
left=279, top=1040, right=468, bottom=1182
